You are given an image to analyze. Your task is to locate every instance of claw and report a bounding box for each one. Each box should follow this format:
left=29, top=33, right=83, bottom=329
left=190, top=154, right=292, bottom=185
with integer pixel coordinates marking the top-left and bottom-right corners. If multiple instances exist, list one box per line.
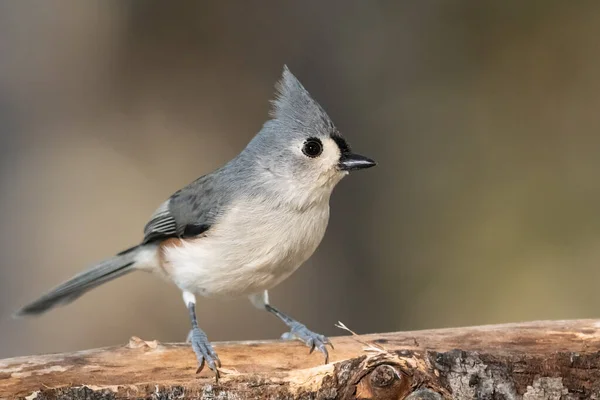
left=195, top=358, right=205, bottom=374
left=208, top=348, right=222, bottom=368
left=320, top=346, right=329, bottom=364
left=308, top=338, right=316, bottom=354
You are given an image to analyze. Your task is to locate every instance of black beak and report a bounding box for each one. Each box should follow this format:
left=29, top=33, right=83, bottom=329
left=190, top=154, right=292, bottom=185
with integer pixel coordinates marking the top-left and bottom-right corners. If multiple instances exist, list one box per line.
left=338, top=153, right=377, bottom=171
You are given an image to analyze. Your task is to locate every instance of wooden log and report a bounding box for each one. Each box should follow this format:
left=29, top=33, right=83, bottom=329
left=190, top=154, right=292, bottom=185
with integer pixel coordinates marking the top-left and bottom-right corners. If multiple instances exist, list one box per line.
left=2, top=319, right=600, bottom=399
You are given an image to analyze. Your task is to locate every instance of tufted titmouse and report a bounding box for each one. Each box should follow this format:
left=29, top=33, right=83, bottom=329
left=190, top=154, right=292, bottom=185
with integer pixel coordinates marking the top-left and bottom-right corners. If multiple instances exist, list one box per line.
left=16, top=66, right=376, bottom=378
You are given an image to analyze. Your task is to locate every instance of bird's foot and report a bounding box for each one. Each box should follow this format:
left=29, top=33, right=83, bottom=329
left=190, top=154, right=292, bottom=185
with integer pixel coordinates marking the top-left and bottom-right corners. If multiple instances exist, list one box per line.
left=281, top=322, right=334, bottom=364
left=188, top=327, right=221, bottom=381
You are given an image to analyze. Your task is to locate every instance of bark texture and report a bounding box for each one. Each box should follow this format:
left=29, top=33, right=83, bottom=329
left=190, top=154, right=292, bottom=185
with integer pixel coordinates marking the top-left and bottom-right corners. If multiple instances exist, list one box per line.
left=2, top=319, right=600, bottom=399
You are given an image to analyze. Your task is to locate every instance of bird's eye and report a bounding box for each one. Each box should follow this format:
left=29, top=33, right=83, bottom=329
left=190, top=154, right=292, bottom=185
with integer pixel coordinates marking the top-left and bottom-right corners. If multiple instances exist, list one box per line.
left=302, top=139, right=323, bottom=158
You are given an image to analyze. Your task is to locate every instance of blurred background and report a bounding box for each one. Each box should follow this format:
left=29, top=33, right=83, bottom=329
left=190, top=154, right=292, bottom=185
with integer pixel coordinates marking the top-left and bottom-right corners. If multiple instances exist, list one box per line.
left=2, top=1, right=600, bottom=359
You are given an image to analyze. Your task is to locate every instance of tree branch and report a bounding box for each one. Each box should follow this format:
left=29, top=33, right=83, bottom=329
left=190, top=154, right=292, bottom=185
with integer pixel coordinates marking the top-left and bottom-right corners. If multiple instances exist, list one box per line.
left=2, top=319, right=600, bottom=399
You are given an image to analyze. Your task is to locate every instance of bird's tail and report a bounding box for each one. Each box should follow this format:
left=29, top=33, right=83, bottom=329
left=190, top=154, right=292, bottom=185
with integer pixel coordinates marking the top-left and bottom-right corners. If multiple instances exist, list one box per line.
left=15, top=245, right=141, bottom=317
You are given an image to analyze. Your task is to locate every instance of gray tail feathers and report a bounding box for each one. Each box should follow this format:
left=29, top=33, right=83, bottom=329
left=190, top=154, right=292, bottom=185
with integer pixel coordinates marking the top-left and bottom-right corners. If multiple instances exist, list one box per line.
left=15, top=245, right=140, bottom=317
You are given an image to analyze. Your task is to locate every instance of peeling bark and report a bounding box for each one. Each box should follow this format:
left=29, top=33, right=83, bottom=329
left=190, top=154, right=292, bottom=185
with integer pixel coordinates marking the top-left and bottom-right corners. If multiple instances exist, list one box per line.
left=1, top=320, right=600, bottom=399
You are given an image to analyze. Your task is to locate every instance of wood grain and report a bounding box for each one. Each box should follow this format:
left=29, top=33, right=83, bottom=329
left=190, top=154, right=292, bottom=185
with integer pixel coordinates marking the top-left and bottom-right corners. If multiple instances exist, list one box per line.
left=2, top=319, right=600, bottom=399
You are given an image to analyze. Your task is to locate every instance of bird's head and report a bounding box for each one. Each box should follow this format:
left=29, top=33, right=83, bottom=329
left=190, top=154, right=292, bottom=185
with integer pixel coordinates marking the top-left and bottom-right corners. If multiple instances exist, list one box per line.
left=245, top=66, right=376, bottom=207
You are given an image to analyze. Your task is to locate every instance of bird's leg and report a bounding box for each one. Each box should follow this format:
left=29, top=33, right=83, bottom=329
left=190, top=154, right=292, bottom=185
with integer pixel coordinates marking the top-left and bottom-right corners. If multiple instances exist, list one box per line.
left=183, top=291, right=221, bottom=380
left=249, top=291, right=333, bottom=364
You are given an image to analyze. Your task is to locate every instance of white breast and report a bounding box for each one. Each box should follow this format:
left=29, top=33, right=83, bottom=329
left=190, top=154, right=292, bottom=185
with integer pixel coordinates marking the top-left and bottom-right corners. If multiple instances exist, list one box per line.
left=161, top=198, right=330, bottom=298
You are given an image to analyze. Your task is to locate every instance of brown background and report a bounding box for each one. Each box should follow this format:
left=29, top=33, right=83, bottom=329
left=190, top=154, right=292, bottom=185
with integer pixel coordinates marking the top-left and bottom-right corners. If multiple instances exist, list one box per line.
left=2, top=1, right=600, bottom=359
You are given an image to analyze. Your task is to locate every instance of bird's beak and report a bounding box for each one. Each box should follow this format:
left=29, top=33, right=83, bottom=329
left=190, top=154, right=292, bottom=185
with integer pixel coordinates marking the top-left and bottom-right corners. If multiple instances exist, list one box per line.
left=338, top=153, right=377, bottom=171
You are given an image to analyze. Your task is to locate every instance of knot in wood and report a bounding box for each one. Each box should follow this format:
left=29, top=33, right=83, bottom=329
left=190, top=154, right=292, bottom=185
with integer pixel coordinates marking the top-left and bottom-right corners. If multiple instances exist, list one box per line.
left=370, top=364, right=398, bottom=388
left=355, top=362, right=410, bottom=399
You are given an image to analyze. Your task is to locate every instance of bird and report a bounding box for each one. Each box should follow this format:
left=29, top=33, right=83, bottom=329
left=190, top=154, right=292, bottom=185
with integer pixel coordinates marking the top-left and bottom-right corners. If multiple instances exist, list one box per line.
left=15, top=66, right=376, bottom=379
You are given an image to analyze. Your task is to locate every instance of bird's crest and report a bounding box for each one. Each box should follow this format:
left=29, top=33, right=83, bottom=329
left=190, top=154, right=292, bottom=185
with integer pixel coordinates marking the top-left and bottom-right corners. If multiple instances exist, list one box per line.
left=270, top=66, right=337, bottom=136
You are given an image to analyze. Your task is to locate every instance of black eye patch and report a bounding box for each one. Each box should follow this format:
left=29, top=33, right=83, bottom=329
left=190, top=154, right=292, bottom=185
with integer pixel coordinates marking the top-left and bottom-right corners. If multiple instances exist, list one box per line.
left=331, top=134, right=351, bottom=154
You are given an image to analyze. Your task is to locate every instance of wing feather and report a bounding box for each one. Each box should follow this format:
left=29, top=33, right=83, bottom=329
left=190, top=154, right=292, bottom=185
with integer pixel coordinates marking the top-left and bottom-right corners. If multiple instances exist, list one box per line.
left=142, top=201, right=178, bottom=244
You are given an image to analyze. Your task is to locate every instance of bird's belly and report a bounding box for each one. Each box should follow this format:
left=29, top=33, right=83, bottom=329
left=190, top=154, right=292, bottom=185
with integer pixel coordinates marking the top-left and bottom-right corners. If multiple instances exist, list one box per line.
left=163, top=239, right=311, bottom=298
left=161, top=204, right=329, bottom=298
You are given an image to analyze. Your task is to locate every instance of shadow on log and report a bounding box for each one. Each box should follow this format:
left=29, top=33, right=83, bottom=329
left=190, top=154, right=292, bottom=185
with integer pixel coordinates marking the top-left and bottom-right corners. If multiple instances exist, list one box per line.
left=2, top=319, right=600, bottom=399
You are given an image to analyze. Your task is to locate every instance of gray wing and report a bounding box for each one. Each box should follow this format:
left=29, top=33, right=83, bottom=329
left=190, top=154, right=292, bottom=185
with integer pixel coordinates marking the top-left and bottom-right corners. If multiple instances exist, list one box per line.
left=142, top=173, right=227, bottom=244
